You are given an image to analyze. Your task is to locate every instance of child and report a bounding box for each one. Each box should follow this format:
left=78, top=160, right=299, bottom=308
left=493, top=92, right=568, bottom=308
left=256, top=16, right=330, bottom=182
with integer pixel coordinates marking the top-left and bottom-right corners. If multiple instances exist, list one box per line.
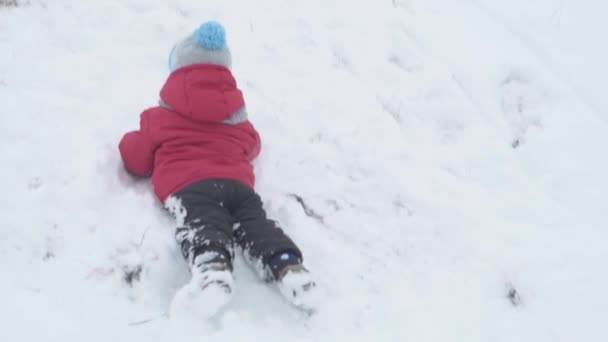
left=119, top=21, right=316, bottom=317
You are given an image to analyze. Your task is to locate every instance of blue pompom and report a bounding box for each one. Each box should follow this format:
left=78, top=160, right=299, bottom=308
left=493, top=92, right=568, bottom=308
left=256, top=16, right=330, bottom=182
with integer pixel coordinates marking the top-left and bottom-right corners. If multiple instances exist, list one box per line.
left=194, top=21, right=226, bottom=50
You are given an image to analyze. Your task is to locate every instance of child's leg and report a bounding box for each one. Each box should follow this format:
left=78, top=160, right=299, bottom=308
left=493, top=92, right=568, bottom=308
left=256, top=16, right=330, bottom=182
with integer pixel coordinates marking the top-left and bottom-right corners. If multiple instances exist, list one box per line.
left=230, top=185, right=303, bottom=281
left=166, top=180, right=236, bottom=318
left=231, top=184, right=317, bottom=310
left=167, top=181, right=235, bottom=278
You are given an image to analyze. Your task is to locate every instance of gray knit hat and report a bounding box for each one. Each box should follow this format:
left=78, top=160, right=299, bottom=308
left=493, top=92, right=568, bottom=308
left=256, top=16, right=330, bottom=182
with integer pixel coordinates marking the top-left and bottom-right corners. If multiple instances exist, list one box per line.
left=168, top=21, right=232, bottom=71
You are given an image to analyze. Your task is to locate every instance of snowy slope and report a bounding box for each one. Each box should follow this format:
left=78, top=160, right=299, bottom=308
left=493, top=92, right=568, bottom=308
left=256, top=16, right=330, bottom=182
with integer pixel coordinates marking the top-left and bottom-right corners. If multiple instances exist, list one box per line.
left=1, top=0, right=607, bottom=341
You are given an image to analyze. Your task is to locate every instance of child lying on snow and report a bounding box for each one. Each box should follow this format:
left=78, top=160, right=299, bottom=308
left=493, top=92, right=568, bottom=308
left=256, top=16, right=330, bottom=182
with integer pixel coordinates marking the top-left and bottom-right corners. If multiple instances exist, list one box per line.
left=119, top=21, right=316, bottom=317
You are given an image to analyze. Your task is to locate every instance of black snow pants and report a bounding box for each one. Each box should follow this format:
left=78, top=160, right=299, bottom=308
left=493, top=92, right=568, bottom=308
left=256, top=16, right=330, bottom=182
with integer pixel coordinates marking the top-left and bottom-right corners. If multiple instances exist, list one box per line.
left=168, top=179, right=302, bottom=280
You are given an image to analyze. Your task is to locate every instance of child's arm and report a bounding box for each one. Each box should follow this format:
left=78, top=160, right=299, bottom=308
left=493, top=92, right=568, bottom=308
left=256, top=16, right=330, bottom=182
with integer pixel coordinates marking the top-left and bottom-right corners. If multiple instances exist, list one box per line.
left=119, top=112, right=157, bottom=177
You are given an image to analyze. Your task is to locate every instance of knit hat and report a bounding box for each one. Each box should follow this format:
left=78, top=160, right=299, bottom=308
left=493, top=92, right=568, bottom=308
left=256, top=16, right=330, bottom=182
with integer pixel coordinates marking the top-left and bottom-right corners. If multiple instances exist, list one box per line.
left=168, top=21, right=232, bottom=72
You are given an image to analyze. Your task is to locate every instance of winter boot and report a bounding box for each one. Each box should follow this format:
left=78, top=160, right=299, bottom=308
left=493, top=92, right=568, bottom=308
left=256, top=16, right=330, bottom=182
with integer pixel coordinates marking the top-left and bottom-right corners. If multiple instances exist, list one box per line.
left=169, top=252, right=234, bottom=319
left=274, top=261, right=318, bottom=312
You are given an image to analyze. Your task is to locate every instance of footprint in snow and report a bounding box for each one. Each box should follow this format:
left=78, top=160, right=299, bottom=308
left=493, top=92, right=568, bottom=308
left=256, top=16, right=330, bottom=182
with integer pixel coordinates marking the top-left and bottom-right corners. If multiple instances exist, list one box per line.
left=500, top=70, right=546, bottom=148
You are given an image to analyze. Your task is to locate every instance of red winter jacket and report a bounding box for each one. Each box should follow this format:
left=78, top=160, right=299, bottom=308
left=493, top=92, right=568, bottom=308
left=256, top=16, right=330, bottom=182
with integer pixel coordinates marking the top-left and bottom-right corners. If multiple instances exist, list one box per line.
left=119, top=64, right=261, bottom=202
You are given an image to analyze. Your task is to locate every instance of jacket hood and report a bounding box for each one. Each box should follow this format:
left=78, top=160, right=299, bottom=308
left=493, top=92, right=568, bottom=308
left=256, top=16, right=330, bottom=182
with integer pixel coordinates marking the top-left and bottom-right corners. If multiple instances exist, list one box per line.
left=159, top=64, right=245, bottom=123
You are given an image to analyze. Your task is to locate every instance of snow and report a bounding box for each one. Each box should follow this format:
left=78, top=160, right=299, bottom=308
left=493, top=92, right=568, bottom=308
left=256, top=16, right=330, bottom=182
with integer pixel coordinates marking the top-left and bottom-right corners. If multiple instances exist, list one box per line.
left=165, top=196, right=187, bottom=227
left=1, top=0, right=607, bottom=341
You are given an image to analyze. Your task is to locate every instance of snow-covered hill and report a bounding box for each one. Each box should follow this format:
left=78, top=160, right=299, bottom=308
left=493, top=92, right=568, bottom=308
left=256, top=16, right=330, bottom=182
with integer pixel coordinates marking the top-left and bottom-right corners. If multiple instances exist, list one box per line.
left=1, top=1, right=606, bottom=341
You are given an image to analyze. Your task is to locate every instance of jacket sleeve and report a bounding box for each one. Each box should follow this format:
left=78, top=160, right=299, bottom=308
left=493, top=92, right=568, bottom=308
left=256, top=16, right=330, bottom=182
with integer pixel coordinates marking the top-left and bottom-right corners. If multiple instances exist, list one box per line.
left=119, top=112, right=157, bottom=177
